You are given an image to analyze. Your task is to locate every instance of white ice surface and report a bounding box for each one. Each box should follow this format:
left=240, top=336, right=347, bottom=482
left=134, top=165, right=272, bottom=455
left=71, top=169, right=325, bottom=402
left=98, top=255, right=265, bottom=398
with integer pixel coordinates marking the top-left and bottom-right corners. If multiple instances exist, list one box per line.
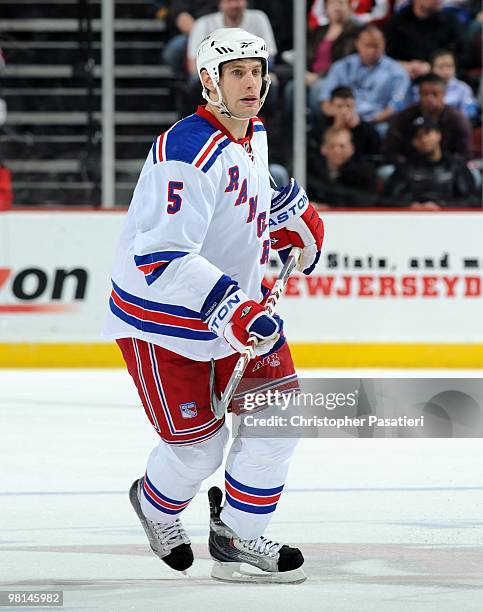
left=1, top=369, right=483, bottom=612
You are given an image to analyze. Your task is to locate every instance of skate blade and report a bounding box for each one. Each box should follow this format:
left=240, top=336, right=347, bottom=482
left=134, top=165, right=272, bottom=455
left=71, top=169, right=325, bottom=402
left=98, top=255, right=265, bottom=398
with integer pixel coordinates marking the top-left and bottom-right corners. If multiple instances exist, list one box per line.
left=211, top=561, right=306, bottom=584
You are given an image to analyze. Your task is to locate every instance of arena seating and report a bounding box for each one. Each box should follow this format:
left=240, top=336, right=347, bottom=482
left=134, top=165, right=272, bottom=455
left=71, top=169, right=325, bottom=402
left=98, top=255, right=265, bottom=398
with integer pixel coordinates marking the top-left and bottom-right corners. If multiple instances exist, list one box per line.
left=1, top=0, right=178, bottom=206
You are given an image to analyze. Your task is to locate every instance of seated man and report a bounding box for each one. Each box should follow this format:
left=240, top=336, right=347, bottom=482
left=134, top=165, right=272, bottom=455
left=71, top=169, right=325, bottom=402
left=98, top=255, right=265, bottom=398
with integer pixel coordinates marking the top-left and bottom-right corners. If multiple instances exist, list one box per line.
left=384, top=117, right=479, bottom=208
left=384, top=0, right=466, bottom=80
left=384, top=72, right=472, bottom=161
left=405, top=50, right=479, bottom=120
left=318, top=24, right=410, bottom=126
left=319, top=86, right=381, bottom=158
left=307, top=126, right=378, bottom=207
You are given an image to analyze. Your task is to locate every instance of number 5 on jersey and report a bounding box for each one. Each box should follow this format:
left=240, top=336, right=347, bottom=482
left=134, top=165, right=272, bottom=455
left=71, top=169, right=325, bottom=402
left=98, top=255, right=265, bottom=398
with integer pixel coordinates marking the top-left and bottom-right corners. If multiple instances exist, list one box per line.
left=167, top=181, right=184, bottom=214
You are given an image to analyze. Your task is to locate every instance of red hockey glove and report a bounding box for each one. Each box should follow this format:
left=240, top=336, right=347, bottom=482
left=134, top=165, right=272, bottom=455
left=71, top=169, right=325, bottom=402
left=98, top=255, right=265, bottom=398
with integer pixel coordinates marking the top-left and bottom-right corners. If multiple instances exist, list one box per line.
left=270, top=204, right=324, bottom=275
left=206, top=287, right=280, bottom=355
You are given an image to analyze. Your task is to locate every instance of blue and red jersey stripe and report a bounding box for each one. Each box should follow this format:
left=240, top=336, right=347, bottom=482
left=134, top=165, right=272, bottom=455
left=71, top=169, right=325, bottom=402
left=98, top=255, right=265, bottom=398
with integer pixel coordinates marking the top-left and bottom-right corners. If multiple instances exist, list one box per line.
left=109, top=281, right=217, bottom=341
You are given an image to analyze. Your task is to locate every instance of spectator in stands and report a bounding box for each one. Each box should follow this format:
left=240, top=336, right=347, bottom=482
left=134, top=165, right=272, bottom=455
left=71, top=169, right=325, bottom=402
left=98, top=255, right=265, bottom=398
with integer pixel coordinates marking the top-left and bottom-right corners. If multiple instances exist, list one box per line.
left=405, top=50, right=479, bottom=118
left=320, top=86, right=381, bottom=157
left=0, top=48, right=6, bottom=127
left=308, top=0, right=390, bottom=27
left=161, top=1, right=218, bottom=74
left=384, top=0, right=466, bottom=79
left=307, top=126, right=378, bottom=207
left=430, top=50, right=479, bottom=119
left=384, top=72, right=472, bottom=161
left=285, top=0, right=360, bottom=120
left=318, top=25, right=410, bottom=127
left=384, top=117, right=479, bottom=208
left=308, top=0, right=360, bottom=76
left=307, top=0, right=360, bottom=91
left=187, top=0, right=277, bottom=76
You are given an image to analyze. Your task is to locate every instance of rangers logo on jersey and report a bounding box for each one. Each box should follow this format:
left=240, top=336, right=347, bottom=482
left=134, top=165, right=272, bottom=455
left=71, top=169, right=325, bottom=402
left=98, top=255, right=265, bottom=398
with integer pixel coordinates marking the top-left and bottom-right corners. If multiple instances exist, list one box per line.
left=179, top=402, right=198, bottom=419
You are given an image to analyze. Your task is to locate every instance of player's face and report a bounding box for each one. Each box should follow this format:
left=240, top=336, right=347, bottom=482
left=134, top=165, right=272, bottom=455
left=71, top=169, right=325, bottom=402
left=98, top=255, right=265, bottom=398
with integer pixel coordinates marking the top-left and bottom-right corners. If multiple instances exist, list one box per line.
left=219, top=59, right=263, bottom=119
left=419, top=83, right=445, bottom=113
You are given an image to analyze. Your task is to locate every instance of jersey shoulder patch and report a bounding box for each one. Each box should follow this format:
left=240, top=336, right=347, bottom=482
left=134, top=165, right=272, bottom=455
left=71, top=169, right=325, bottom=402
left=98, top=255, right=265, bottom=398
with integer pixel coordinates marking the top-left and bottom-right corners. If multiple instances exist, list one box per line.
left=151, top=114, right=231, bottom=173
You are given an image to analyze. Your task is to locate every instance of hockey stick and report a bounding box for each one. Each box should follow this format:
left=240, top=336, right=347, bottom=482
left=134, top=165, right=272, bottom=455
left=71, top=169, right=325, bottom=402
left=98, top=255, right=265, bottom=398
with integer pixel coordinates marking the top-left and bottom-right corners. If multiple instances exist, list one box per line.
left=210, top=246, right=302, bottom=420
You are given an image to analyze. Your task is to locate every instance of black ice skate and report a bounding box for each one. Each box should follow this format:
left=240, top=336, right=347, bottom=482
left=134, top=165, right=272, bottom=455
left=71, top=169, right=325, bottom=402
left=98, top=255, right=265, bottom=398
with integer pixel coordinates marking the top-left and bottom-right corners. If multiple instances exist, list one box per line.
left=208, top=486, right=306, bottom=584
left=129, top=478, right=193, bottom=572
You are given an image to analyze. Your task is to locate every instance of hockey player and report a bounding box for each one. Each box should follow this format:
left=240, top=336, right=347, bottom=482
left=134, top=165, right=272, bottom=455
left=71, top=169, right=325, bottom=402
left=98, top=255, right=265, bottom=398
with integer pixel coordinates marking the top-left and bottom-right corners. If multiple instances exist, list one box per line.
left=104, top=28, right=324, bottom=583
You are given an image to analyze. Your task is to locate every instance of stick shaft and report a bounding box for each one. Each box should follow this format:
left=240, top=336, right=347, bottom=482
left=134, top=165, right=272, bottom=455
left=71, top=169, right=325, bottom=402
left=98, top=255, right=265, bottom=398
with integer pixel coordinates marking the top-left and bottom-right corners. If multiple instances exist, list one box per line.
left=218, top=247, right=302, bottom=414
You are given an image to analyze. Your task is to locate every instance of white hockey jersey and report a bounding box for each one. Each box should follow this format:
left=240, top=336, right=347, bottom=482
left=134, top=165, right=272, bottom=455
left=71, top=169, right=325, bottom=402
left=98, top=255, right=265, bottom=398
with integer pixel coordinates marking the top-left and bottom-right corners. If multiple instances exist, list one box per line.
left=103, top=105, right=273, bottom=362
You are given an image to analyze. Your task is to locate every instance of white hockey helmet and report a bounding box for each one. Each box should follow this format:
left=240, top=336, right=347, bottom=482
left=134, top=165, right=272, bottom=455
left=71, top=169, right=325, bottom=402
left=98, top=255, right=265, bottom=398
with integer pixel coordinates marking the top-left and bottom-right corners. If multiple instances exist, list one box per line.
left=196, top=27, right=271, bottom=119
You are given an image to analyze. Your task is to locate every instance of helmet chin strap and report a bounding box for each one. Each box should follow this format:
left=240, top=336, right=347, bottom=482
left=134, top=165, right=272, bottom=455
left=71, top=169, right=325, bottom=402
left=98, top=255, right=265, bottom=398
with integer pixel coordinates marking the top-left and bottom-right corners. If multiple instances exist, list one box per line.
left=202, top=77, right=271, bottom=122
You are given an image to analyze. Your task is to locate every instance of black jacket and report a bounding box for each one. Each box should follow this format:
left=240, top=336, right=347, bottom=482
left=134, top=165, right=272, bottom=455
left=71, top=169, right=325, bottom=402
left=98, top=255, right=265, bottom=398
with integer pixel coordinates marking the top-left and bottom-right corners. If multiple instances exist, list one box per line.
left=383, top=103, right=472, bottom=162
left=319, top=120, right=381, bottom=159
left=384, top=5, right=466, bottom=65
left=384, top=153, right=479, bottom=207
left=307, top=155, right=378, bottom=207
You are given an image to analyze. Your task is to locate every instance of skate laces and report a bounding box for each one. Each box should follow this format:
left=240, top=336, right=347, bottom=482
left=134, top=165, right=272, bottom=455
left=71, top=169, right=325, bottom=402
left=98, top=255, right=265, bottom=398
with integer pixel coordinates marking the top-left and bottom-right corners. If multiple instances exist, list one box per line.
left=152, top=518, right=188, bottom=548
left=242, top=535, right=282, bottom=557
